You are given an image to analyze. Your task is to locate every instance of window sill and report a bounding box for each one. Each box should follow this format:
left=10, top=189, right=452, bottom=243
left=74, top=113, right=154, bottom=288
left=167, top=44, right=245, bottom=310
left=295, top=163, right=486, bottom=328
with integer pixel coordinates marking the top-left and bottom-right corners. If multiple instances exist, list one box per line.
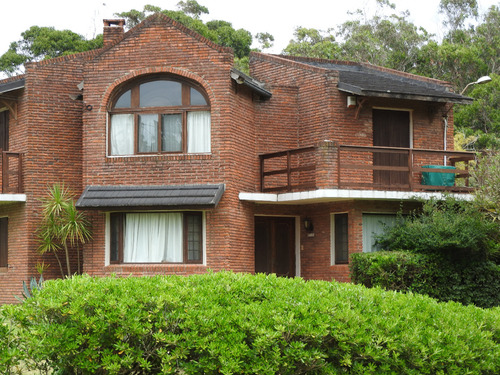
left=106, top=153, right=212, bottom=163
left=105, top=263, right=207, bottom=274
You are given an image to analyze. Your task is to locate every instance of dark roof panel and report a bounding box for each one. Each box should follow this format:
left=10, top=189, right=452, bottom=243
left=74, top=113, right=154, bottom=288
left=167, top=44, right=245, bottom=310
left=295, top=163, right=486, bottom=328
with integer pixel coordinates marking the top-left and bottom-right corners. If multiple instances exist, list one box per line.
left=76, top=184, right=225, bottom=210
left=303, top=61, right=472, bottom=104
left=0, top=78, right=25, bottom=95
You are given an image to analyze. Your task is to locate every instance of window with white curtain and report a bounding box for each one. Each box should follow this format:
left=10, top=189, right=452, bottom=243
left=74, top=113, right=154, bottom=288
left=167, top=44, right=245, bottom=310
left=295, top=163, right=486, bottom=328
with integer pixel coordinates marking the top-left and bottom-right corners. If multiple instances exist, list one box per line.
left=362, top=214, right=397, bottom=253
left=109, top=76, right=210, bottom=156
left=110, top=212, right=203, bottom=264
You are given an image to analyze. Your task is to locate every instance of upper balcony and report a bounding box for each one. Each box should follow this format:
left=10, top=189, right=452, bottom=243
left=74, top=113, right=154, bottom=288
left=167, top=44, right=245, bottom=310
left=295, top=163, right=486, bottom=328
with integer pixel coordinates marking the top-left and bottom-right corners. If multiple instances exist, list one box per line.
left=247, top=141, right=476, bottom=203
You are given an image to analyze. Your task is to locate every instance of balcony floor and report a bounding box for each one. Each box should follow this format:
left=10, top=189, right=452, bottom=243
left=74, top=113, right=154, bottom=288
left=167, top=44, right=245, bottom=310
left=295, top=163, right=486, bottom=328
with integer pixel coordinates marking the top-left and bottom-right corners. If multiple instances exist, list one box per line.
left=239, top=188, right=473, bottom=205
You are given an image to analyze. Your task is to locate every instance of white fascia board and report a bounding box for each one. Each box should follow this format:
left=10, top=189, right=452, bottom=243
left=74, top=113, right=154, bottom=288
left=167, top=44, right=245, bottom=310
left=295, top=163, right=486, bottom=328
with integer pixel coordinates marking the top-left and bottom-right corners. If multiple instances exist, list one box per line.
left=239, top=189, right=473, bottom=204
left=0, top=194, right=27, bottom=203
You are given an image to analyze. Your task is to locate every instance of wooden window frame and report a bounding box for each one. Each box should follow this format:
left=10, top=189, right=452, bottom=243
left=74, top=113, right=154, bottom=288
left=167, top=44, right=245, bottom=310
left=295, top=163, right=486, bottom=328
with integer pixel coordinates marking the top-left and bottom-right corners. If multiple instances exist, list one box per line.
left=331, top=213, right=349, bottom=265
left=108, top=76, right=210, bottom=156
left=0, top=217, right=8, bottom=268
left=109, top=212, right=203, bottom=264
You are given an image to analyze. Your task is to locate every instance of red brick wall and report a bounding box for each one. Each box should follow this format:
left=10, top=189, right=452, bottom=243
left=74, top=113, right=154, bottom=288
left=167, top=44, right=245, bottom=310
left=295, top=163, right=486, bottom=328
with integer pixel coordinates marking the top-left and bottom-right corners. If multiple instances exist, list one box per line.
left=251, top=199, right=419, bottom=282
left=0, top=15, right=459, bottom=303
left=0, top=53, right=87, bottom=303
left=79, top=15, right=260, bottom=277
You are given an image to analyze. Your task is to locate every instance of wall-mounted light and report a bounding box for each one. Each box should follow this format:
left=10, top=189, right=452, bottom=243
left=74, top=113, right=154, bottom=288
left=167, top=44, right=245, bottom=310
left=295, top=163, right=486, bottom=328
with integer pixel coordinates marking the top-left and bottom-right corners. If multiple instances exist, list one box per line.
left=347, top=95, right=357, bottom=108
left=304, top=217, right=314, bottom=232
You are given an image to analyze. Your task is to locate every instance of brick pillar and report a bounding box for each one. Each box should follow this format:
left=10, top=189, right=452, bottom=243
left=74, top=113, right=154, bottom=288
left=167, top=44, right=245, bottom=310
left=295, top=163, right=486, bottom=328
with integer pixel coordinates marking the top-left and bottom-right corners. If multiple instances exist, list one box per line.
left=315, top=140, right=339, bottom=189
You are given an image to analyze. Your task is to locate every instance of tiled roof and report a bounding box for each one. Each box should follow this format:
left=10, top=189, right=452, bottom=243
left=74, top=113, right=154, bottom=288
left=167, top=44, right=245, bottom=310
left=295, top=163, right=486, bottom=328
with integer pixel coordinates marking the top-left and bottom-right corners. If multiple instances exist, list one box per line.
left=76, top=184, right=225, bottom=210
left=304, top=61, right=472, bottom=104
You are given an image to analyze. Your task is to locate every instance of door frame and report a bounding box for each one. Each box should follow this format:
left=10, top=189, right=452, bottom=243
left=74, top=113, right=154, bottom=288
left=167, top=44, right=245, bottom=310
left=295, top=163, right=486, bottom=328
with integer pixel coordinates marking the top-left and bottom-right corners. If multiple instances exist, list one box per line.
left=254, top=215, right=300, bottom=277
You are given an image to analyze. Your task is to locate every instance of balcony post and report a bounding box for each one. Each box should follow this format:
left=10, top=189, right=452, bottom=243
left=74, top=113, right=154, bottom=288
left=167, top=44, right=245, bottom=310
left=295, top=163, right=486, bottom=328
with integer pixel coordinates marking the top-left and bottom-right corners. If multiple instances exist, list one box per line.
left=408, top=149, right=413, bottom=191
left=315, top=140, right=339, bottom=189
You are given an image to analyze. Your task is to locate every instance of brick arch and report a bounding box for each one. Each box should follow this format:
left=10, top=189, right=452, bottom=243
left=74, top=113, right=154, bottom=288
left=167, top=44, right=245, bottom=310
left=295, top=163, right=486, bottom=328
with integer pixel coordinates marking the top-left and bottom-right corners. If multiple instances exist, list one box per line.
left=99, top=67, right=216, bottom=112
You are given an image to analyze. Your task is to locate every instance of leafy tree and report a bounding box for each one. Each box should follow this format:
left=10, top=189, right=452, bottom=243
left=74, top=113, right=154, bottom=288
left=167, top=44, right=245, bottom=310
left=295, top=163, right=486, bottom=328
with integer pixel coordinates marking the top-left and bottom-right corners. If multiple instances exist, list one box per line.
left=37, top=184, right=92, bottom=277
left=115, top=2, right=259, bottom=60
left=114, top=4, right=162, bottom=29
left=473, top=6, right=500, bottom=80
left=255, top=32, right=274, bottom=50
left=283, top=27, right=340, bottom=59
left=0, top=26, right=102, bottom=76
left=176, top=0, right=209, bottom=19
left=337, top=11, right=431, bottom=72
left=283, top=2, right=431, bottom=73
left=455, top=73, right=500, bottom=150
left=471, top=151, right=500, bottom=224
left=439, top=0, right=478, bottom=36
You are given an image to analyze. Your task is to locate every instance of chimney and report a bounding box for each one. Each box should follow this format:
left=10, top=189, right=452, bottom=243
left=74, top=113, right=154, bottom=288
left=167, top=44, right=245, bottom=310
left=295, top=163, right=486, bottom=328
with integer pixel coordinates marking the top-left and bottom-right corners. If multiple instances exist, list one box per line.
left=103, top=19, right=125, bottom=47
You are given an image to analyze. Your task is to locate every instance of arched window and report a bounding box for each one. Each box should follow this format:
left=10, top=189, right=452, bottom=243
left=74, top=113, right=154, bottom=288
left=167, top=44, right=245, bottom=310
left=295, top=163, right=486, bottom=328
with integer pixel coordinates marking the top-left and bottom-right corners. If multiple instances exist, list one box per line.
left=108, top=77, right=211, bottom=156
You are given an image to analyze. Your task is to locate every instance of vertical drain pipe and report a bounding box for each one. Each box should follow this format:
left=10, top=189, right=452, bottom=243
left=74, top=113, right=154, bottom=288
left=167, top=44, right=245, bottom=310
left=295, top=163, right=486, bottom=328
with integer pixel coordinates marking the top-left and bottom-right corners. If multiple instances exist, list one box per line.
left=443, top=115, right=448, bottom=165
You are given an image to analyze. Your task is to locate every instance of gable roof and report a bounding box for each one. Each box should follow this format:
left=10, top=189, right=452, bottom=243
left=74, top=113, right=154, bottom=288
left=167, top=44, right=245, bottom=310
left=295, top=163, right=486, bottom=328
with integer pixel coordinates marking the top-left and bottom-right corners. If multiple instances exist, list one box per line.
left=303, top=60, right=472, bottom=104
left=76, top=184, right=225, bottom=211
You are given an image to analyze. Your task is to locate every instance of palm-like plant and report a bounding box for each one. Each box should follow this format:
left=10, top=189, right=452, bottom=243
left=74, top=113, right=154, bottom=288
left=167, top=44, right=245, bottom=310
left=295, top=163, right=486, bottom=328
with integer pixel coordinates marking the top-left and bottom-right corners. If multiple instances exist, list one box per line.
left=37, top=184, right=92, bottom=276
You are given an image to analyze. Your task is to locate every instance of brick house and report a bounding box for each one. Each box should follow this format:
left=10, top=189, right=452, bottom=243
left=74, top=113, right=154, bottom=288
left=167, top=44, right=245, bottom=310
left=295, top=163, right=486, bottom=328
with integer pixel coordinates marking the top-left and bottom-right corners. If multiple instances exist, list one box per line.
left=0, top=14, right=475, bottom=303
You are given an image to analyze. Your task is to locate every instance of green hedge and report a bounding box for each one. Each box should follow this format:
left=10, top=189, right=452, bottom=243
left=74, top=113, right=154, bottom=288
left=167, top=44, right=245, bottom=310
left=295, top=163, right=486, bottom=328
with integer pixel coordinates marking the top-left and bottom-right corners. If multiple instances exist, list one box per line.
left=2, top=272, right=500, bottom=374
left=350, top=251, right=500, bottom=308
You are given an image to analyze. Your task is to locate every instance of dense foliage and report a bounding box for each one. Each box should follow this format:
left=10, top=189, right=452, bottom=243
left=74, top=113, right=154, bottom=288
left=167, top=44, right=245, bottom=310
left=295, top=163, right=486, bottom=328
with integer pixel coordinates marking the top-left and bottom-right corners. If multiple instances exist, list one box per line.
left=0, top=26, right=103, bottom=76
left=375, top=197, right=500, bottom=261
left=351, top=197, right=500, bottom=307
left=1, top=272, right=499, bottom=374
left=350, top=251, right=500, bottom=308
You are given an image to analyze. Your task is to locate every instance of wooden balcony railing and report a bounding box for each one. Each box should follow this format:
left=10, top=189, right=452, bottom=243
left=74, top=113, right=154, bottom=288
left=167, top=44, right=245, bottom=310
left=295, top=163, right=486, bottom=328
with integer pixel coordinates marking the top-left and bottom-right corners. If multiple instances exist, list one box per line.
left=1, top=151, right=23, bottom=194
left=260, top=143, right=476, bottom=193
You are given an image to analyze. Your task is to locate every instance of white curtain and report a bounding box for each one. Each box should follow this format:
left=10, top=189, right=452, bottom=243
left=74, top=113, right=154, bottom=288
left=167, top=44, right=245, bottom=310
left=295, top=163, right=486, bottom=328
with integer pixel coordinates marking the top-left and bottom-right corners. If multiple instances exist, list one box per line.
left=110, top=114, right=134, bottom=155
left=138, top=114, right=158, bottom=153
left=362, top=214, right=397, bottom=253
left=123, top=213, right=183, bottom=262
left=187, top=111, right=211, bottom=153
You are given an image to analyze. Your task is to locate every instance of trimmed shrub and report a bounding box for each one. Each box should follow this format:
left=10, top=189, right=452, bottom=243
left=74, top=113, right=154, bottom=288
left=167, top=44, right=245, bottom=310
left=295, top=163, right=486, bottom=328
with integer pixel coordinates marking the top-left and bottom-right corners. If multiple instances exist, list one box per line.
left=349, top=251, right=428, bottom=290
left=2, top=272, right=500, bottom=374
left=350, top=251, right=500, bottom=308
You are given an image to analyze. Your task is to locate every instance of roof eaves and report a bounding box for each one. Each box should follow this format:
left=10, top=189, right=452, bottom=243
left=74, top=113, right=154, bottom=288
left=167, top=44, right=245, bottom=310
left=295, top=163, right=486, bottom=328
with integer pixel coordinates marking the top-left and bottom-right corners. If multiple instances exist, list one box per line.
left=338, top=82, right=473, bottom=104
left=230, top=68, right=272, bottom=99
left=0, top=78, right=25, bottom=95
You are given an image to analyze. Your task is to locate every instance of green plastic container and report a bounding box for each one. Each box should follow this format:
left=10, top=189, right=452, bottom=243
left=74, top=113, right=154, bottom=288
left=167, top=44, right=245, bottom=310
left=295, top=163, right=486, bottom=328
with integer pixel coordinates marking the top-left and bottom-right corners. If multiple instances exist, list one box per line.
left=422, top=165, right=456, bottom=186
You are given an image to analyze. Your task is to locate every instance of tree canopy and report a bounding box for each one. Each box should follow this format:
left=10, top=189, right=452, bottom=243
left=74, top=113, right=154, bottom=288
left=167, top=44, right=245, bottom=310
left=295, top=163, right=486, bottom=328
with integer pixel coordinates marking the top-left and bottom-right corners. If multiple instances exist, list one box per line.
left=0, top=27, right=102, bottom=76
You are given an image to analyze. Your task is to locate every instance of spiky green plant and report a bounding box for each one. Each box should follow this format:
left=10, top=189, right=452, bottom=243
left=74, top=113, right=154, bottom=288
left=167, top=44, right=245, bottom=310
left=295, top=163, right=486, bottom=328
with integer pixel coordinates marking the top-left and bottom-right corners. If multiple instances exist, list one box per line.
left=37, top=184, right=92, bottom=276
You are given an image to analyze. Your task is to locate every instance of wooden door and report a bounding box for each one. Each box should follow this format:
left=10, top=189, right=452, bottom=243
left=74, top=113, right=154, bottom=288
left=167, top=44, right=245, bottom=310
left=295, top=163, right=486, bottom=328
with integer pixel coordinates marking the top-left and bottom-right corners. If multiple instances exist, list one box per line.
left=255, top=217, right=295, bottom=277
left=373, top=109, right=410, bottom=187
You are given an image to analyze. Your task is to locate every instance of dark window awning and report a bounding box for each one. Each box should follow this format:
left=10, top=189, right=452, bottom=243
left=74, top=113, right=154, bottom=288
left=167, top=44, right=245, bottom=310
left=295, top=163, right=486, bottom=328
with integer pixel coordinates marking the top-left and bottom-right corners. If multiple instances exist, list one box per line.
left=76, top=184, right=225, bottom=211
